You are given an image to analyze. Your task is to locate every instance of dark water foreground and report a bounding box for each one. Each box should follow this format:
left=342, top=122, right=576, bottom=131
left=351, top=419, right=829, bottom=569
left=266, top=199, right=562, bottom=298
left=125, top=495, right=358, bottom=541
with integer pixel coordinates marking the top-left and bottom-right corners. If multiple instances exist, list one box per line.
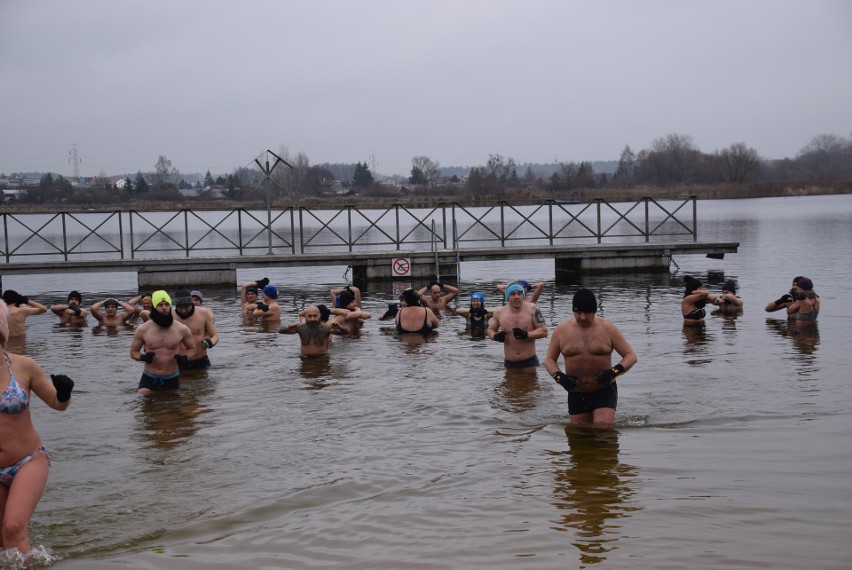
left=1, top=195, right=849, bottom=569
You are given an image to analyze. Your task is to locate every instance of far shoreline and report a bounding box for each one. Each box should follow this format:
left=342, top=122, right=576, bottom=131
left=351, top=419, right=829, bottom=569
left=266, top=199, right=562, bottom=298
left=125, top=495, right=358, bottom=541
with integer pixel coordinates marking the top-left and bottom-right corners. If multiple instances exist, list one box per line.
left=3, top=181, right=850, bottom=213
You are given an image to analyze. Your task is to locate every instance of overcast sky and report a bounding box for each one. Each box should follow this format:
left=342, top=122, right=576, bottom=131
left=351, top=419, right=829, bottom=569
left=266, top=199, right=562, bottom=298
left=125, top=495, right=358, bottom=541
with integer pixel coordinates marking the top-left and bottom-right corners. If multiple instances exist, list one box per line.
left=2, top=0, right=850, bottom=179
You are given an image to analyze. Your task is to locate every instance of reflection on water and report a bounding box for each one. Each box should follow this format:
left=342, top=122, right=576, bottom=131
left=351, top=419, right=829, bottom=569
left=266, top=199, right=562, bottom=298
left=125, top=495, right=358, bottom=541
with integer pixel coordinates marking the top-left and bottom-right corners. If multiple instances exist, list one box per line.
left=765, top=319, right=820, bottom=381
left=133, top=377, right=214, bottom=454
left=548, top=426, right=640, bottom=565
left=493, top=367, right=541, bottom=413
left=682, top=322, right=714, bottom=366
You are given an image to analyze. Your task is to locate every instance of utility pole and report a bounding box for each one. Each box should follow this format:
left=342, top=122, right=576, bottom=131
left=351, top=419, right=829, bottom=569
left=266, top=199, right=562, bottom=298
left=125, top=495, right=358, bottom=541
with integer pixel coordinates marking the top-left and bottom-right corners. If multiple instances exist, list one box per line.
left=253, top=150, right=293, bottom=254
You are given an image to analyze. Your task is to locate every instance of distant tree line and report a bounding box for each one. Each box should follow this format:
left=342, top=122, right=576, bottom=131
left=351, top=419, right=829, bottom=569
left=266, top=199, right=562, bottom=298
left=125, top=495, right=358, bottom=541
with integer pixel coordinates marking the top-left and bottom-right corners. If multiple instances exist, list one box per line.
left=3, top=133, right=851, bottom=205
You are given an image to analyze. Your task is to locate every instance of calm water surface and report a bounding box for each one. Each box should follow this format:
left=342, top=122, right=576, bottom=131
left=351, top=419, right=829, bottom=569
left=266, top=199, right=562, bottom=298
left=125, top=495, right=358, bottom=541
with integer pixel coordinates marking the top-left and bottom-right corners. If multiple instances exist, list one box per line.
left=1, top=195, right=850, bottom=569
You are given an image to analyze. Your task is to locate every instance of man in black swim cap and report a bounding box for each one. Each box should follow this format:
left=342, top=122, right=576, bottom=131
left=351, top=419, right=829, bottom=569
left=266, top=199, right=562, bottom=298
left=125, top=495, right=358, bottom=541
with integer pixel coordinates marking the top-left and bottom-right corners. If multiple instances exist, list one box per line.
left=544, top=288, right=638, bottom=425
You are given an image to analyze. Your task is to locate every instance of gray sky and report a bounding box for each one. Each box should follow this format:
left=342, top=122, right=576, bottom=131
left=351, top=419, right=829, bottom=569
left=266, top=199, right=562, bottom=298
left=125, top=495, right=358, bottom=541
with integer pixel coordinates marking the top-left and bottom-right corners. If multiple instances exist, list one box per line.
left=2, top=0, right=851, bottom=179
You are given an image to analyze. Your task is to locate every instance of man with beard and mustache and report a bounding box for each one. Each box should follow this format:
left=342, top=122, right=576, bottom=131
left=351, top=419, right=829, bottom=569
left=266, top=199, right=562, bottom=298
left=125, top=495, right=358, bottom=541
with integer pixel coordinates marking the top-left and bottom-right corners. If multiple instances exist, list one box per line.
left=487, top=281, right=548, bottom=369
left=172, top=288, right=219, bottom=371
left=278, top=305, right=349, bottom=357
left=130, top=290, right=195, bottom=394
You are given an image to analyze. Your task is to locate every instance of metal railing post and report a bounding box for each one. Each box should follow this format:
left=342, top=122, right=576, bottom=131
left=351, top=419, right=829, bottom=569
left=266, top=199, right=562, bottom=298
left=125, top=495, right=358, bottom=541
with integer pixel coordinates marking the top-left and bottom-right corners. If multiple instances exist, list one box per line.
left=644, top=198, right=650, bottom=242
left=596, top=200, right=602, bottom=244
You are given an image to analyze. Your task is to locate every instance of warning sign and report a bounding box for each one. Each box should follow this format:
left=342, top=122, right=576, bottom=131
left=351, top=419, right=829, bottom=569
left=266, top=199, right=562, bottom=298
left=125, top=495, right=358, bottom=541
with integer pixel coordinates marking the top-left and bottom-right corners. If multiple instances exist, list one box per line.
left=392, top=257, right=411, bottom=277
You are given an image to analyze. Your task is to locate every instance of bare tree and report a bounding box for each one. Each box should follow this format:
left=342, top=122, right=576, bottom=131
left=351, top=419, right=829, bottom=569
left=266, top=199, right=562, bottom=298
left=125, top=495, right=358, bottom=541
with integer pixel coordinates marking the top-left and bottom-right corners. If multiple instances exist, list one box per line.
left=411, top=156, right=441, bottom=185
left=797, top=133, right=851, bottom=179
left=716, top=142, right=759, bottom=184
left=613, top=144, right=636, bottom=188
left=153, top=155, right=178, bottom=189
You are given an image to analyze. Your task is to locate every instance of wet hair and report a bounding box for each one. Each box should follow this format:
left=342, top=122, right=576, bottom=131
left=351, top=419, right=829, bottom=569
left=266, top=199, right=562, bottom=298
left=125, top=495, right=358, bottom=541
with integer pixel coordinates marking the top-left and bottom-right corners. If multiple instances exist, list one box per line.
left=338, top=289, right=355, bottom=307
left=402, top=288, right=421, bottom=307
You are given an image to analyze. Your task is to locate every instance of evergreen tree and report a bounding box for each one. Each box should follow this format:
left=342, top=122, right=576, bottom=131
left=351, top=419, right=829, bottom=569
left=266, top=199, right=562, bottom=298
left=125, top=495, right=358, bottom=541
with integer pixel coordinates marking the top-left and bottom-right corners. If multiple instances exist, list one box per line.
left=134, top=171, right=149, bottom=194
left=352, top=162, right=374, bottom=187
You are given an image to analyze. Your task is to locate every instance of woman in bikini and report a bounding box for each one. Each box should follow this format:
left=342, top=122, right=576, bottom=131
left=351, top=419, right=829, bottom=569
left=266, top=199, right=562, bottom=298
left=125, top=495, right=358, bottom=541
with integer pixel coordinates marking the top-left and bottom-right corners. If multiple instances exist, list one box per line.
left=787, top=276, right=820, bottom=324
left=682, top=275, right=717, bottom=325
left=0, top=300, right=74, bottom=555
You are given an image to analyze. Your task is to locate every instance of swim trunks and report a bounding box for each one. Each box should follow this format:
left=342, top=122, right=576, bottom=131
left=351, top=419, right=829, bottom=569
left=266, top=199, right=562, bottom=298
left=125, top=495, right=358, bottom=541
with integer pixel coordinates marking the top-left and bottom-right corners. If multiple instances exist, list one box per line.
left=179, top=355, right=211, bottom=371
left=568, top=382, right=618, bottom=415
left=138, top=370, right=180, bottom=391
left=504, top=354, right=540, bottom=369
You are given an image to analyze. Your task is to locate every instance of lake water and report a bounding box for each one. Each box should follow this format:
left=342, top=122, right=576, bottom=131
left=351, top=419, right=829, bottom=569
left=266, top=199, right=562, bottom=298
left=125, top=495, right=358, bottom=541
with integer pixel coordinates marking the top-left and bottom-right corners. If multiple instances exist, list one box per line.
left=1, top=194, right=850, bottom=569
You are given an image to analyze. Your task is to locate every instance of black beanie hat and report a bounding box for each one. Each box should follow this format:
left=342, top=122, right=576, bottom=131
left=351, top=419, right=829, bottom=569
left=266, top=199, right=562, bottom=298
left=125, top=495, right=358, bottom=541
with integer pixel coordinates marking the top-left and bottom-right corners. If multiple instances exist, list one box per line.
left=572, top=288, right=598, bottom=313
left=722, top=280, right=736, bottom=294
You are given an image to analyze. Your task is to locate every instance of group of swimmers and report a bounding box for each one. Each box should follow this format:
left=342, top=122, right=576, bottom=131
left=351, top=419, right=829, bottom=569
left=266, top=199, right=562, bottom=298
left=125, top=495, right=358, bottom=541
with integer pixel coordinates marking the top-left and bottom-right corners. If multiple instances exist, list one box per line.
left=680, top=273, right=819, bottom=326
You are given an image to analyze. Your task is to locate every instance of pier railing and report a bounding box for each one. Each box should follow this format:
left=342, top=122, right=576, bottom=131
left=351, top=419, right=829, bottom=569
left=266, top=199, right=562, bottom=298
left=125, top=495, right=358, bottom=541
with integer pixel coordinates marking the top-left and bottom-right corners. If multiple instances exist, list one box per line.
left=1, top=197, right=697, bottom=264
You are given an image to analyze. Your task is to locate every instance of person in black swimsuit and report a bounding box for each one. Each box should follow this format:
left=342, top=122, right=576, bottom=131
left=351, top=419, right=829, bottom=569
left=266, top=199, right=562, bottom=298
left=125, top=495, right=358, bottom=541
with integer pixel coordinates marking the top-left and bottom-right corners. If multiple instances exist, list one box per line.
left=395, top=289, right=439, bottom=335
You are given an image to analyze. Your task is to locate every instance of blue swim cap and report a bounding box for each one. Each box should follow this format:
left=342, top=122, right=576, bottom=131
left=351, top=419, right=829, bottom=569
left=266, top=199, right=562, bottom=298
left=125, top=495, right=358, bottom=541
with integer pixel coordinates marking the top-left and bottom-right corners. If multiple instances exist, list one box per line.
left=262, top=285, right=278, bottom=299
left=470, top=292, right=486, bottom=306
left=504, top=282, right=526, bottom=301
left=519, top=280, right=531, bottom=291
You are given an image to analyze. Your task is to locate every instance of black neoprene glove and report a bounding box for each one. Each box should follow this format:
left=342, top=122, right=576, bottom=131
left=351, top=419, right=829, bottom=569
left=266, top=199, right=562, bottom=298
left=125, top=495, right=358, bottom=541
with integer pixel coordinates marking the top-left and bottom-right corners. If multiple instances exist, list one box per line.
left=50, top=374, right=74, bottom=403
left=69, top=303, right=82, bottom=316
left=493, top=330, right=506, bottom=343
left=512, top=327, right=528, bottom=339
left=175, top=354, right=190, bottom=369
left=201, top=338, right=214, bottom=349
left=552, top=371, right=579, bottom=392
left=140, top=351, right=156, bottom=363
left=774, top=294, right=793, bottom=306
left=256, top=277, right=270, bottom=289
left=256, top=302, right=269, bottom=312
left=595, top=363, right=626, bottom=386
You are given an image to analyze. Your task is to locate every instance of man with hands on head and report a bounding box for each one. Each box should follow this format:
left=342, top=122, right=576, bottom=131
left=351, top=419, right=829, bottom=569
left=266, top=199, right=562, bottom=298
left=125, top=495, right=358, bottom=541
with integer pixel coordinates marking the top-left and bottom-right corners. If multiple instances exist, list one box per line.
left=1, top=290, right=48, bottom=338
left=130, top=291, right=195, bottom=394
left=90, top=297, right=137, bottom=326
left=544, top=288, right=637, bottom=425
left=418, top=280, right=459, bottom=313
left=487, top=282, right=548, bottom=368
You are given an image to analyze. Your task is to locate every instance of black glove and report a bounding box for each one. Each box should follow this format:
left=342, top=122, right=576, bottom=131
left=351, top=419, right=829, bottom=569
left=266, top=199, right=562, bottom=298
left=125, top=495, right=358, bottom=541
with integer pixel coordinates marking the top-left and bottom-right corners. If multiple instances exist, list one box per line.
left=201, top=338, right=214, bottom=349
left=493, top=330, right=506, bottom=343
left=175, top=354, right=190, bottom=369
left=774, top=294, right=793, bottom=306
left=512, top=327, right=528, bottom=339
left=69, top=303, right=82, bottom=316
left=595, top=363, right=626, bottom=386
left=552, top=370, right=579, bottom=392
left=50, top=374, right=74, bottom=403
left=140, top=351, right=155, bottom=363
left=470, top=308, right=487, bottom=321
left=256, top=301, right=269, bottom=312
left=256, top=277, right=270, bottom=289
